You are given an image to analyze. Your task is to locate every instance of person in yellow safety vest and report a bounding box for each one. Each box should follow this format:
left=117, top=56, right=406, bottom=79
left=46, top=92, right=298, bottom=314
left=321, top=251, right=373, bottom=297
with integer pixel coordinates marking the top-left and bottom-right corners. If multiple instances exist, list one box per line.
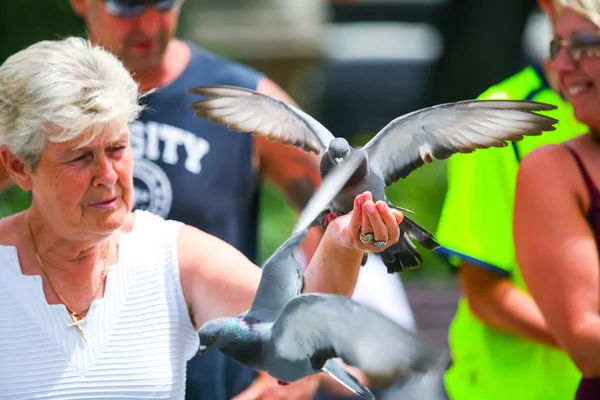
left=435, top=1, right=588, bottom=399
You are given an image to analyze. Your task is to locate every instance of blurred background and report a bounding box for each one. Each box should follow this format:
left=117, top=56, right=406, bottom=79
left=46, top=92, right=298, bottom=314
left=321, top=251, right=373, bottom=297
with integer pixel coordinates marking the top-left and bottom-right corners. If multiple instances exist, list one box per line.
left=0, top=0, right=552, bottom=349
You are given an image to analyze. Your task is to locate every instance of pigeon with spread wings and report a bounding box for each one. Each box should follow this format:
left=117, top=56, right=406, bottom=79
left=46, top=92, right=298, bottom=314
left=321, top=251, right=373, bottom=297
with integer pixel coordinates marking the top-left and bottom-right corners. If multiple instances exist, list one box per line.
left=187, top=85, right=558, bottom=273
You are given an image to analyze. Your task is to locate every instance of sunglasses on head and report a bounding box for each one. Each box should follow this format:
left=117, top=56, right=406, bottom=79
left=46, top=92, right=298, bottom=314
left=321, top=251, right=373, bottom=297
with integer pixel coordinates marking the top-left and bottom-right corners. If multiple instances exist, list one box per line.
left=550, top=33, right=600, bottom=61
left=102, top=0, right=177, bottom=18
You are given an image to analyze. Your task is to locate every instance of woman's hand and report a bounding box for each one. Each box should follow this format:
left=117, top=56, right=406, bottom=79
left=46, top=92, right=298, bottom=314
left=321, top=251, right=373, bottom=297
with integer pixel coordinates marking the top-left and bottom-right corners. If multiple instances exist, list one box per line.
left=325, top=191, right=404, bottom=252
left=232, top=371, right=320, bottom=400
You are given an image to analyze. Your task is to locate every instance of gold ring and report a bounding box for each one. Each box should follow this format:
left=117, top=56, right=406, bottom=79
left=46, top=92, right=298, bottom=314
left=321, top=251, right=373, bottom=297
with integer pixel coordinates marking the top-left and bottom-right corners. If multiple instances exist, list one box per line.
left=359, top=231, right=374, bottom=243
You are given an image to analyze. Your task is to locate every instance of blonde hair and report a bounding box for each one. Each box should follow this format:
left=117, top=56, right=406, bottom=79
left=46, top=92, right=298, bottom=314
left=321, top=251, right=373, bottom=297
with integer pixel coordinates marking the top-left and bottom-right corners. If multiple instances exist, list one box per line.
left=0, top=36, right=144, bottom=167
left=556, top=0, right=600, bottom=27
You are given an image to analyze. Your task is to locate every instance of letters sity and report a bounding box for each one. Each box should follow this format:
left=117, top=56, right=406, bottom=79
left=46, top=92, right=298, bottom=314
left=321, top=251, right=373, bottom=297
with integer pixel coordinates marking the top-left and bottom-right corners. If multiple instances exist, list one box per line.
left=129, top=121, right=210, bottom=174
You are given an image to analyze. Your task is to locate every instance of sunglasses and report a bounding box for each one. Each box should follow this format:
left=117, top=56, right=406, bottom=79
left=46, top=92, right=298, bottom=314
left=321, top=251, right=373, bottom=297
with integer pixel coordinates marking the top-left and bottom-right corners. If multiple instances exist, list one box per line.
left=550, top=33, right=600, bottom=61
left=102, top=0, right=178, bottom=18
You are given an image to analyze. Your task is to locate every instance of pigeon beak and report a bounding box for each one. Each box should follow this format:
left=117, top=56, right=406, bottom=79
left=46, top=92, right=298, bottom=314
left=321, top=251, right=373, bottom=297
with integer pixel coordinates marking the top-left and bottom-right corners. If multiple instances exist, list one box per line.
left=334, top=157, right=344, bottom=164
left=197, top=344, right=207, bottom=358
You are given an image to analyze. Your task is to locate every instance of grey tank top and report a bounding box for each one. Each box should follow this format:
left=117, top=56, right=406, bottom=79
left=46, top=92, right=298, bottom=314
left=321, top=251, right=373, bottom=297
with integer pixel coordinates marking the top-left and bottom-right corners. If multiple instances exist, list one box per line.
left=130, top=42, right=264, bottom=263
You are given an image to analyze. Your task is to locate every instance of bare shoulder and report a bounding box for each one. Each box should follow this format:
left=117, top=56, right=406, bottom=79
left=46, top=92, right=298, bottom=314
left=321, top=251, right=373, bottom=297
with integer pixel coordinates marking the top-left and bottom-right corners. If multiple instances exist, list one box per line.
left=519, top=142, right=580, bottom=187
left=176, top=223, right=260, bottom=284
left=518, top=137, right=592, bottom=208
left=520, top=142, right=572, bottom=171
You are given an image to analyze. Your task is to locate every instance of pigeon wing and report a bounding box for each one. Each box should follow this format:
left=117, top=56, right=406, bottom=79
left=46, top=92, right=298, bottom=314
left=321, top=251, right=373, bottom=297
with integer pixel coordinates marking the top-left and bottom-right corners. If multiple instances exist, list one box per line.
left=247, top=152, right=364, bottom=322
left=271, top=294, right=441, bottom=381
left=245, top=229, right=307, bottom=323
left=292, top=151, right=364, bottom=233
left=362, top=100, right=558, bottom=186
left=187, top=85, right=335, bottom=155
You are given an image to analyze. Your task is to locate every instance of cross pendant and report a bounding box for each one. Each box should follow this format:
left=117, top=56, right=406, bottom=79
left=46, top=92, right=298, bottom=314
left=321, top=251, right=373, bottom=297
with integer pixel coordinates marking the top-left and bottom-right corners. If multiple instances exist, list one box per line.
left=68, top=312, right=88, bottom=342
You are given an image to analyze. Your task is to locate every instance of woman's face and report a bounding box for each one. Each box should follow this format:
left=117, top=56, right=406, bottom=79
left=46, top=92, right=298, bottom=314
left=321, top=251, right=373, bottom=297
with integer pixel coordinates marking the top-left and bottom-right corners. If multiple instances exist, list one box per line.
left=29, top=125, right=134, bottom=237
left=552, top=8, right=600, bottom=129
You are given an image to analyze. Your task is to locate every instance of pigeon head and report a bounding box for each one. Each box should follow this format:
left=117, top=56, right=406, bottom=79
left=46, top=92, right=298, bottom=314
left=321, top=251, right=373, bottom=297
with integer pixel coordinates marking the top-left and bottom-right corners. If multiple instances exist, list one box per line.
left=321, top=138, right=368, bottom=189
left=198, top=317, right=242, bottom=356
left=327, top=138, right=351, bottom=165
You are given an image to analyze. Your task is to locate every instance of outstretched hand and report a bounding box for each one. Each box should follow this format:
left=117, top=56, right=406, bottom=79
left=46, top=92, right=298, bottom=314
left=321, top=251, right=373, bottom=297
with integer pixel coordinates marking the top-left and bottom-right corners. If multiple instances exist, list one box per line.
left=326, top=191, right=404, bottom=252
left=231, top=371, right=320, bottom=400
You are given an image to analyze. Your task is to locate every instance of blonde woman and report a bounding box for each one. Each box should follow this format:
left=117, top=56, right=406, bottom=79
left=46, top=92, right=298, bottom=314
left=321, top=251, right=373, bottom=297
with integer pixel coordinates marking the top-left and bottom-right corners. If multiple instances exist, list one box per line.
left=515, top=1, right=600, bottom=398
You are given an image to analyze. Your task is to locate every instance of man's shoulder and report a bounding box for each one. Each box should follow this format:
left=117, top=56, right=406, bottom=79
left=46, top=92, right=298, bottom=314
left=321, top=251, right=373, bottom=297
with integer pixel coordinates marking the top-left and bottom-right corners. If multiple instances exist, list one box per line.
left=185, top=41, right=265, bottom=88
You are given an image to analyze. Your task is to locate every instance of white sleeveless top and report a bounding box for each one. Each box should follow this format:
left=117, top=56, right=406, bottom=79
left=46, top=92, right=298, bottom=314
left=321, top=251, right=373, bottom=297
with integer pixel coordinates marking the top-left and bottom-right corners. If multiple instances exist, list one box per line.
left=0, top=210, right=199, bottom=399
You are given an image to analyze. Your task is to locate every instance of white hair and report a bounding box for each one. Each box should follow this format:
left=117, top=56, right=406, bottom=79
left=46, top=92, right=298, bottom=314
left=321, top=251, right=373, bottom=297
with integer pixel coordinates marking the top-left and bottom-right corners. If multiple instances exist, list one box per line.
left=0, top=36, right=144, bottom=167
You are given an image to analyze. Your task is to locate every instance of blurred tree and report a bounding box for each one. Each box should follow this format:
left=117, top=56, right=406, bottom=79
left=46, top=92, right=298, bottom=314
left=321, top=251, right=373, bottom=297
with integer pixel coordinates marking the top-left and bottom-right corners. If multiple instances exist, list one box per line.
left=0, top=0, right=85, bottom=63
left=428, top=0, right=538, bottom=104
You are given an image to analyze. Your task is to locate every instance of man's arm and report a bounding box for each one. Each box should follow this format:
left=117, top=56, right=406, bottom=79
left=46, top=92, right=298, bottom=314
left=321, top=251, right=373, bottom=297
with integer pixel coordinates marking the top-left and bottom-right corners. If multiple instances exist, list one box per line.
left=254, top=77, right=323, bottom=263
left=460, top=263, right=558, bottom=347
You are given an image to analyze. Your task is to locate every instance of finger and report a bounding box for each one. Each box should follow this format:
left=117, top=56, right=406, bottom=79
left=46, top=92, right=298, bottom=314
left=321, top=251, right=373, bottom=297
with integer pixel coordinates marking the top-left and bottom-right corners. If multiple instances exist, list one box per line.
left=365, top=200, right=387, bottom=244
left=377, top=201, right=400, bottom=244
left=348, top=192, right=365, bottom=234
left=391, top=209, right=404, bottom=224
left=360, top=197, right=373, bottom=235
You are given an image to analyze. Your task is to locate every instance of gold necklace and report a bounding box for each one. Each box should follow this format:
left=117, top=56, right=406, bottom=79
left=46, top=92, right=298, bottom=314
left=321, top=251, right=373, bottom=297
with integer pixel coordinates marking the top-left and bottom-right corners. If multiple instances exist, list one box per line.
left=26, top=220, right=110, bottom=342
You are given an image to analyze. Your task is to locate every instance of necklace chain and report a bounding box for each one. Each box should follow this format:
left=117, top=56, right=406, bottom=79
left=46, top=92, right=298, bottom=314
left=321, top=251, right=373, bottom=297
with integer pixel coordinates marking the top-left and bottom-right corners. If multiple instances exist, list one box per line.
left=26, top=218, right=110, bottom=341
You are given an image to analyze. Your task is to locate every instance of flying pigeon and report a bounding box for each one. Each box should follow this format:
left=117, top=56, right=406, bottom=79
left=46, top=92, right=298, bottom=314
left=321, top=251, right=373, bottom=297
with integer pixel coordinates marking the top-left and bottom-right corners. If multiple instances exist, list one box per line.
left=187, top=85, right=558, bottom=273
left=196, top=207, right=443, bottom=399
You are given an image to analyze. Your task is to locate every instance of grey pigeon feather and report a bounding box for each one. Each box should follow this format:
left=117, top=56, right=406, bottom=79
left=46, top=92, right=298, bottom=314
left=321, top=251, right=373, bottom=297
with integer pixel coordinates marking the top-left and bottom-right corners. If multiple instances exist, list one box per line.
left=187, top=85, right=558, bottom=273
left=271, top=293, right=440, bottom=384
left=292, top=150, right=364, bottom=234
left=245, top=229, right=306, bottom=323
left=188, top=85, right=333, bottom=154
left=361, top=100, right=557, bottom=185
left=322, top=359, right=375, bottom=399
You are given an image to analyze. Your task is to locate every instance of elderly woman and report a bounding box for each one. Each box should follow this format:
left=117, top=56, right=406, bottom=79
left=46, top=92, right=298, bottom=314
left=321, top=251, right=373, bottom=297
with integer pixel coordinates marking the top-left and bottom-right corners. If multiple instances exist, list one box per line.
left=0, top=37, right=403, bottom=399
left=514, top=1, right=600, bottom=399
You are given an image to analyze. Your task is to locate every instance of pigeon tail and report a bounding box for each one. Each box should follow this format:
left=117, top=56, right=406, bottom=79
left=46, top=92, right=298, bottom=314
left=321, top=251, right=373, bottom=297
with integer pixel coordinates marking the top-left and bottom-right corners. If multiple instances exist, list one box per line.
left=360, top=252, right=368, bottom=266
left=396, top=211, right=440, bottom=250
left=380, top=231, right=423, bottom=273
left=322, top=359, right=375, bottom=400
